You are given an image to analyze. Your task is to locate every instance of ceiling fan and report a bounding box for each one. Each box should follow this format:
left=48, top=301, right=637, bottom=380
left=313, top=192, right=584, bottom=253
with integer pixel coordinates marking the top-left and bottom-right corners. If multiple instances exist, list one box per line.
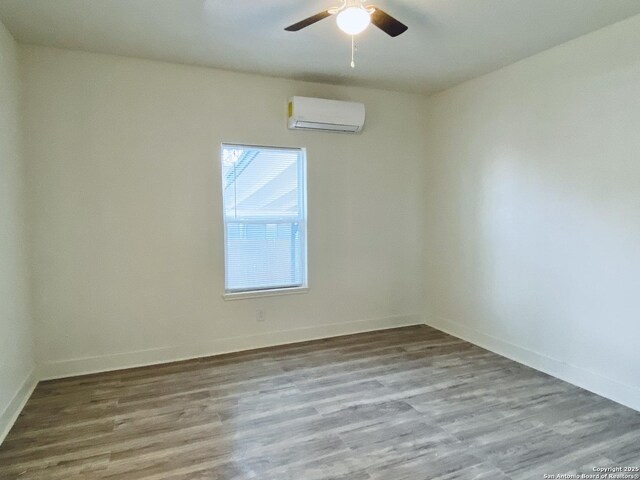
left=285, top=0, right=408, bottom=41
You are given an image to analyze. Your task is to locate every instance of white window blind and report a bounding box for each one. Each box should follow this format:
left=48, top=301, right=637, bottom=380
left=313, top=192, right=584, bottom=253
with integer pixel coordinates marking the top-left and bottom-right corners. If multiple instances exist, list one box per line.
left=221, top=144, right=307, bottom=294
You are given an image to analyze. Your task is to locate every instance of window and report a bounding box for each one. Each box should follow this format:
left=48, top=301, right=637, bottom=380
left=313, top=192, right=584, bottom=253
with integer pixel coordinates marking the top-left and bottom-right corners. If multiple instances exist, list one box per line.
left=221, top=144, right=307, bottom=297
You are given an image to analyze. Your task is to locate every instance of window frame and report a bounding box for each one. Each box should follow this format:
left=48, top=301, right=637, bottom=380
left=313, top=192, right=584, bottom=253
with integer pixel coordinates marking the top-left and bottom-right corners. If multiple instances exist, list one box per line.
left=220, top=143, right=309, bottom=300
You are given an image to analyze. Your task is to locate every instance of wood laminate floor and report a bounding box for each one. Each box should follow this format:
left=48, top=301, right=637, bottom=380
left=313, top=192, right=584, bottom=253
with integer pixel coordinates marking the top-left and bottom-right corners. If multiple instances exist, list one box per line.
left=1, top=325, right=639, bottom=480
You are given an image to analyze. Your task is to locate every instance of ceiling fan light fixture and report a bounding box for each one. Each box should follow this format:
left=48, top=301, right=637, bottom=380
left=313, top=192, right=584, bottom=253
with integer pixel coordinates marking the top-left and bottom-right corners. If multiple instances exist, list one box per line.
left=336, top=7, right=371, bottom=35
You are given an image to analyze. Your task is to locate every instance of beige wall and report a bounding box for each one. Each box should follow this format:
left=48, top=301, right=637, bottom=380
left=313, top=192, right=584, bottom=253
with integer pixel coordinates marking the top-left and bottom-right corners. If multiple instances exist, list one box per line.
left=20, top=46, right=428, bottom=378
left=424, top=14, right=640, bottom=410
left=0, top=20, right=35, bottom=441
left=9, top=11, right=640, bottom=420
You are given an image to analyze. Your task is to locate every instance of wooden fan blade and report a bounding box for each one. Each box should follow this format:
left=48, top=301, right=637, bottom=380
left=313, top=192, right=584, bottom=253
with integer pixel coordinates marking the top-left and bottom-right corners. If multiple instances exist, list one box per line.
left=370, top=7, right=408, bottom=37
left=285, top=11, right=332, bottom=31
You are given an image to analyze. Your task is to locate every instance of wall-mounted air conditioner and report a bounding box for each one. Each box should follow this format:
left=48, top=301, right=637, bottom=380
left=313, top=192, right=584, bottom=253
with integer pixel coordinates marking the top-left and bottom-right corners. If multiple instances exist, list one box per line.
left=287, top=96, right=365, bottom=133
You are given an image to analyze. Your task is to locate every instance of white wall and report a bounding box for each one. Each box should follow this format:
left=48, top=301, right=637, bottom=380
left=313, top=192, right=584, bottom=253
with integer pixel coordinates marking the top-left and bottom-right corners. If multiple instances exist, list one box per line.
left=20, top=46, right=427, bottom=378
left=0, top=20, right=36, bottom=442
left=14, top=11, right=640, bottom=417
left=424, top=14, right=640, bottom=411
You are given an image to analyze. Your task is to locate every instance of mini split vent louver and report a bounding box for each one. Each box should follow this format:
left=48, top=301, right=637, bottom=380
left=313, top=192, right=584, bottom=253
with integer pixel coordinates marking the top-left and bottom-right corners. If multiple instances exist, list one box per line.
left=287, top=96, right=365, bottom=133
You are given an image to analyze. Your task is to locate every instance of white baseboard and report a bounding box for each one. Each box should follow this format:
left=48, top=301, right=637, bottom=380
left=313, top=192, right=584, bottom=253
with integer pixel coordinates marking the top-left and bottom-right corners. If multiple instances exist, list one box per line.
left=5, top=313, right=637, bottom=446
left=424, top=315, right=640, bottom=413
left=40, top=314, right=422, bottom=380
left=0, top=367, right=38, bottom=445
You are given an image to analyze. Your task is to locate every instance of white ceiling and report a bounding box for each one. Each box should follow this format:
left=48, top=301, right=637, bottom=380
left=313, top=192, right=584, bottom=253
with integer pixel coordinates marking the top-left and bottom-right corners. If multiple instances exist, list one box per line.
left=1, top=0, right=640, bottom=94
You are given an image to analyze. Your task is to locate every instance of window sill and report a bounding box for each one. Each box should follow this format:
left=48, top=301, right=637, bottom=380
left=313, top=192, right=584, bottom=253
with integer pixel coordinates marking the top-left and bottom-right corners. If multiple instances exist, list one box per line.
left=223, top=286, right=309, bottom=301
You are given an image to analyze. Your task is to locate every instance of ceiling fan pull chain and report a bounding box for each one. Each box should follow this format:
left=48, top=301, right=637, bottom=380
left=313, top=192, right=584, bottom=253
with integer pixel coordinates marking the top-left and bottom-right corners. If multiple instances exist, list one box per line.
left=351, top=35, right=356, bottom=68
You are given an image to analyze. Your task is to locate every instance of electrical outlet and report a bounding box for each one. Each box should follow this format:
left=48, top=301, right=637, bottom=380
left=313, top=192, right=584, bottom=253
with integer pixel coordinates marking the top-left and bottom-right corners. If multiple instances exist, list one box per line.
left=256, top=310, right=266, bottom=322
